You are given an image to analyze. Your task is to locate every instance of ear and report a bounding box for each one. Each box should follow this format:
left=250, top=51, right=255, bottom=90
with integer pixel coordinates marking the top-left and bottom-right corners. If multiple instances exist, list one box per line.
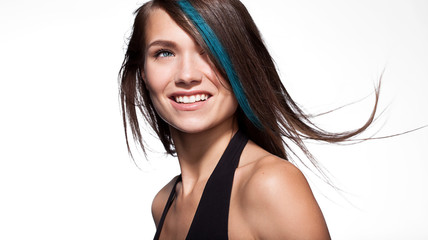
left=140, top=67, right=150, bottom=91
left=140, top=67, right=146, bottom=83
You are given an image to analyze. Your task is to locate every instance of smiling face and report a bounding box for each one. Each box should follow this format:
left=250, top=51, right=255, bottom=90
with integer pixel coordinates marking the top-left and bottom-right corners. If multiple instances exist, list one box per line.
left=142, top=8, right=238, bottom=134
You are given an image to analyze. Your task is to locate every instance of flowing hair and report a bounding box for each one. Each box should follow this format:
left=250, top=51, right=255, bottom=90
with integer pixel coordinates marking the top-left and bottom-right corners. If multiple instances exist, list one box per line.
left=119, top=0, right=379, bottom=180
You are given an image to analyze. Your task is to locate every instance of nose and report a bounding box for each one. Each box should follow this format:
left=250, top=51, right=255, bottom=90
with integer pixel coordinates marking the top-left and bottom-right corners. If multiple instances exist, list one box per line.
left=174, top=53, right=203, bottom=86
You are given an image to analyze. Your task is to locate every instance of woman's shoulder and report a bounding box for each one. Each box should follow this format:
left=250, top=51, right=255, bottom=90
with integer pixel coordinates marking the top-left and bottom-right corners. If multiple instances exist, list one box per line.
left=151, top=175, right=180, bottom=227
left=238, top=141, right=306, bottom=192
left=238, top=154, right=309, bottom=207
left=245, top=155, right=308, bottom=196
left=234, top=151, right=330, bottom=239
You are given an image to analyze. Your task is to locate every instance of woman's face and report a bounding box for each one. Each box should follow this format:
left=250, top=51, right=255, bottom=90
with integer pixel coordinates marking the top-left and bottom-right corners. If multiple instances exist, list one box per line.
left=143, top=8, right=238, bottom=134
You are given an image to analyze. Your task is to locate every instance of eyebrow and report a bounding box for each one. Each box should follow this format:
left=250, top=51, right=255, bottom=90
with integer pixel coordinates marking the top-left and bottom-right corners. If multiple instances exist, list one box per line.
left=146, top=40, right=177, bottom=50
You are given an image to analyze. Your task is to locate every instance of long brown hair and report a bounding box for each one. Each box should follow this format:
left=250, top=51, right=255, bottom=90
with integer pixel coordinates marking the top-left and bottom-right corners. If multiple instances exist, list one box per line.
left=119, top=0, right=379, bottom=175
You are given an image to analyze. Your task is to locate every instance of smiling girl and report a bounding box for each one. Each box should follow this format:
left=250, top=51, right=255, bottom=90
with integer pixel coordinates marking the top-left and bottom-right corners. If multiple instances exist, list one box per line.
left=119, top=0, right=379, bottom=239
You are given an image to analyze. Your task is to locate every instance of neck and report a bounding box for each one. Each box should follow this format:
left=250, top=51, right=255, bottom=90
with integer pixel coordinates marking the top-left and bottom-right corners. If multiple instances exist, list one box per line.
left=171, top=117, right=238, bottom=193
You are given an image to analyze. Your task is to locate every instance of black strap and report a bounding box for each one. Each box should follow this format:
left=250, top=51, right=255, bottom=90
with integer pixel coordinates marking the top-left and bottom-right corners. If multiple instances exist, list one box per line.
left=186, top=130, right=247, bottom=239
left=153, top=175, right=182, bottom=240
left=153, top=130, right=248, bottom=240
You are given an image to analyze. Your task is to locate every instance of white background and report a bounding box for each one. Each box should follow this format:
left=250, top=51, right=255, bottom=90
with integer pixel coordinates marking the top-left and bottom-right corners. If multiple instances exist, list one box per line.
left=1, top=0, right=427, bottom=239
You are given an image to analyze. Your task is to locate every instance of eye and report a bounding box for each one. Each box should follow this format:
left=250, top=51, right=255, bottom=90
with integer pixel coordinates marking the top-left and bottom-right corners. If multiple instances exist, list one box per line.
left=154, top=49, right=175, bottom=58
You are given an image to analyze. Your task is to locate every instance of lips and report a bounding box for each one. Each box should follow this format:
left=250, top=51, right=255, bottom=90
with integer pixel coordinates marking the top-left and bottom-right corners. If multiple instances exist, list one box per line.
left=170, top=91, right=212, bottom=104
left=169, top=91, right=212, bottom=111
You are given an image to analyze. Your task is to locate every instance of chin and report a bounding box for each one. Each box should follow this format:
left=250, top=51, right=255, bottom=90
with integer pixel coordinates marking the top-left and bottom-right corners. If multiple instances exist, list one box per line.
left=159, top=107, right=238, bottom=135
left=170, top=122, right=213, bottom=134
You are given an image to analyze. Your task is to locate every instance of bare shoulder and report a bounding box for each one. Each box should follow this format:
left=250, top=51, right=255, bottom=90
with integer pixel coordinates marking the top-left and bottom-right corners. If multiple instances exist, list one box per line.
left=244, top=156, right=309, bottom=199
left=151, top=175, right=179, bottom=227
left=238, top=155, right=330, bottom=239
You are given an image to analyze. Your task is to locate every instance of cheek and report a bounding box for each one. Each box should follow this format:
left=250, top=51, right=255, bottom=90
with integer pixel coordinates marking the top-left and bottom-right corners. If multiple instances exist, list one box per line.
left=212, top=74, right=238, bottom=113
left=145, top=77, right=167, bottom=118
left=143, top=65, right=172, bottom=121
left=144, top=63, right=172, bottom=97
left=226, top=94, right=239, bottom=113
left=145, top=77, right=171, bottom=125
left=209, top=67, right=233, bottom=95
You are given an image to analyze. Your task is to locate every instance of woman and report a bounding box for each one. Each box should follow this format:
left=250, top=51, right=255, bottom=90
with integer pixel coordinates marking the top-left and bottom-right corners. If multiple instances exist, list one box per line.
left=119, top=0, right=377, bottom=239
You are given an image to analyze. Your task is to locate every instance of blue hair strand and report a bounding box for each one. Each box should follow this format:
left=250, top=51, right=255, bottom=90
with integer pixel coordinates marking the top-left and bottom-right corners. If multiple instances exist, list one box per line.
left=177, top=0, right=263, bottom=129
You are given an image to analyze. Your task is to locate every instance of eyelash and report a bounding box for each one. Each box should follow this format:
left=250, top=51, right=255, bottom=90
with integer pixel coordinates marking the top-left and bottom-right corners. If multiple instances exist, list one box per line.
left=154, top=49, right=175, bottom=59
left=151, top=48, right=206, bottom=60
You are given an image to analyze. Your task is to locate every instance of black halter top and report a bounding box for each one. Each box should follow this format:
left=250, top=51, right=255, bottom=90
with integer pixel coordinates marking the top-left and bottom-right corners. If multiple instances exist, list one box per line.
left=153, top=130, right=248, bottom=240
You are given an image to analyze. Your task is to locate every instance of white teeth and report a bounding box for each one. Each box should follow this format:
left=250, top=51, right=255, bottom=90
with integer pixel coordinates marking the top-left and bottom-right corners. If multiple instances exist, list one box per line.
left=183, top=96, right=190, bottom=103
left=174, top=94, right=209, bottom=103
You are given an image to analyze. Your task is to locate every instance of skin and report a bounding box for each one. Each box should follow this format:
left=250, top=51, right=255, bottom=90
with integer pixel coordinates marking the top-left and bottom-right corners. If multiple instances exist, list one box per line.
left=144, top=8, right=331, bottom=240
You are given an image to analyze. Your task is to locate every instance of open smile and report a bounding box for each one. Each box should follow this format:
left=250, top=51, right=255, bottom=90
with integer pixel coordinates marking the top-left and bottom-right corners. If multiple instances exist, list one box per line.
left=173, top=94, right=210, bottom=104
left=169, top=92, right=213, bottom=111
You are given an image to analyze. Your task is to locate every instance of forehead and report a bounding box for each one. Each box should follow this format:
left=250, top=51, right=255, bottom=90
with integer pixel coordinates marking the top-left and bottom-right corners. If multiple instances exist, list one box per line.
left=145, top=8, right=190, bottom=46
